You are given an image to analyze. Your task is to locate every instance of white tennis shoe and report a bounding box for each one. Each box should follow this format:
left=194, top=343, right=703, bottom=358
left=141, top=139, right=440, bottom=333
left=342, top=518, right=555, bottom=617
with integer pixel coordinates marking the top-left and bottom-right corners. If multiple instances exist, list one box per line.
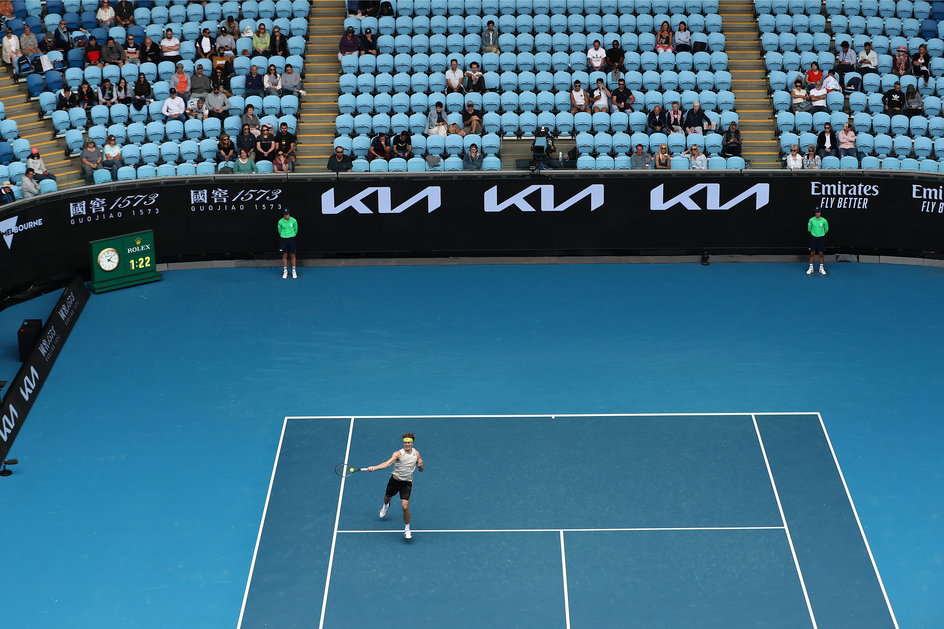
left=282, top=269, right=288, bottom=279
left=806, top=265, right=814, bottom=275
left=404, top=529, right=412, bottom=540
left=379, top=503, right=389, bottom=518
left=291, top=269, right=297, bottom=279
left=819, top=266, right=827, bottom=275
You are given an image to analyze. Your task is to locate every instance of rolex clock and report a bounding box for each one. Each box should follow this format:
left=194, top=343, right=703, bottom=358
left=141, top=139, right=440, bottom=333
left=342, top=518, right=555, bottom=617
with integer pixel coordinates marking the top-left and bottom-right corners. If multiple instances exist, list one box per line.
left=88, top=230, right=161, bottom=293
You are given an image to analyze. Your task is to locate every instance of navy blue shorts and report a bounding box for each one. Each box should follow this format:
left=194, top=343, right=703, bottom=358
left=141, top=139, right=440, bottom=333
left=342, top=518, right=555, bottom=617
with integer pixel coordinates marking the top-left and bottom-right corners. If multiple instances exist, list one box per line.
left=385, top=476, right=413, bottom=500
left=279, top=237, right=296, bottom=253
left=809, top=236, right=826, bottom=252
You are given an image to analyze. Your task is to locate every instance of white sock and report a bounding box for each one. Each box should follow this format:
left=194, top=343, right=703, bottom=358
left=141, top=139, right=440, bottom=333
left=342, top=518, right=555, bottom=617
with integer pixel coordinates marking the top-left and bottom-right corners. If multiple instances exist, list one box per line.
left=820, top=264, right=825, bottom=269
left=283, top=266, right=287, bottom=271
left=405, top=524, right=410, bottom=531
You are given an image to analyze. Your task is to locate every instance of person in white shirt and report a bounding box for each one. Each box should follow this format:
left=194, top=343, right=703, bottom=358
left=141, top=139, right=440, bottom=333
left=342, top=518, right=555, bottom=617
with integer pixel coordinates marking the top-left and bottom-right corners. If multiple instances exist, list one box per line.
left=186, top=97, right=209, bottom=120
left=591, top=78, right=611, bottom=112
left=682, top=144, right=707, bottom=169
left=161, top=88, right=186, bottom=120
left=445, top=58, right=464, bottom=93
left=586, top=39, right=606, bottom=72
left=786, top=144, right=803, bottom=169
left=21, top=169, right=40, bottom=198
left=808, top=80, right=828, bottom=109
left=822, top=69, right=841, bottom=92
left=857, top=41, right=877, bottom=74
left=96, top=0, right=116, bottom=27
left=160, top=28, right=181, bottom=62
left=1, top=27, right=21, bottom=65
left=569, top=79, right=591, bottom=113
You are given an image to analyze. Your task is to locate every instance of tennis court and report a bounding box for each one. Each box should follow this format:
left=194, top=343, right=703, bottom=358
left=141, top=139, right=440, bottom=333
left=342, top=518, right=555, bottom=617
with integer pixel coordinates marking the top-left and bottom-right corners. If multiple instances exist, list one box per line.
left=239, top=413, right=897, bottom=629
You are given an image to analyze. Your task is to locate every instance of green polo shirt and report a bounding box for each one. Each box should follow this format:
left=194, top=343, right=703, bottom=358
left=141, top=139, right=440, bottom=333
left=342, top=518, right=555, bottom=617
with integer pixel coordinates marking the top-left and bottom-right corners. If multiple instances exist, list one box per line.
left=277, top=216, right=298, bottom=238
left=808, top=216, right=828, bottom=237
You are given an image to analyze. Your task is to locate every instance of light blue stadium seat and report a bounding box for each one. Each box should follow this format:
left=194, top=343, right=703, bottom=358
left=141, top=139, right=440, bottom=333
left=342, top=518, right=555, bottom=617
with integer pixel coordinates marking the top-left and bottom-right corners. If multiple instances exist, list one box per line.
left=93, top=169, right=113, bottom=184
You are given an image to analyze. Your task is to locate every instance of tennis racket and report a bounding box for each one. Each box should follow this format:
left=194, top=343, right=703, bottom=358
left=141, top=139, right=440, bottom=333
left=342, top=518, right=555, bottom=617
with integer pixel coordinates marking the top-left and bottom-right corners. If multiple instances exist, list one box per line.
left=335, top=463, right=368, bottom=477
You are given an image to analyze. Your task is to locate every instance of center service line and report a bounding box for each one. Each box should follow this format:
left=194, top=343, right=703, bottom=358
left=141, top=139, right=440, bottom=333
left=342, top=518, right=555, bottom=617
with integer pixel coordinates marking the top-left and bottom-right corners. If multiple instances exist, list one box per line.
left=559, top=531, right=572, bottom=629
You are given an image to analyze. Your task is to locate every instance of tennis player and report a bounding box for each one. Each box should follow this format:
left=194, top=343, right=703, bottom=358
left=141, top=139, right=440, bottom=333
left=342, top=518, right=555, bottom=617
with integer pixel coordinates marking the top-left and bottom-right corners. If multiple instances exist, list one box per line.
left=367, top=433, right=424, bottom=539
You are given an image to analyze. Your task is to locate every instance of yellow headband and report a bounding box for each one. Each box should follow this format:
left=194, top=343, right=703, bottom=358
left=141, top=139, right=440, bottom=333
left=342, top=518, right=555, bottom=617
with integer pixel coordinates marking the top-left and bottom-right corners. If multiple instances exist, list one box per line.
left=402, top=438, right=413, bottom=443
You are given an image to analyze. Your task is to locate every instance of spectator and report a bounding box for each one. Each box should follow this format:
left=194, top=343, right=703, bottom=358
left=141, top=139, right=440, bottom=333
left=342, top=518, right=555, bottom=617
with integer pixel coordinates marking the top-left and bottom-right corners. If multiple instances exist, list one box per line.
left=206, top=83, right=230, bottom=119
left=196, top=28, right=215, bottom=59
left=646, top=104, right=667, bottom=133
left=464, top=61, right=485, bottom=93
left=141, top=36, right=161, bottom=63
left=427, top=101, right=448, bottom=136
left=161, top=28, right=181, bottom=62
left=835, top=41, right=855, bottom=84
left=328, top=146, right=353, bottom=172
left=273, top=150, right=292, bottom=172
left=683, top=101, right=712, bottom=134
left=630, top=144, right=651, bottom=169
left=171, top=63, right=191, bottom=100
left=816, top=122, right=837, bottom=158
left=446, top=58, right=464, bottom=93
left=21, top=168, right=40, bottom=198
left=720, top=122, right=742, bottom=157
left=883, top=80, right=904, bottom=113
left=359, top=27, right=377, bottom=56
left=236, top=124, right=257, bottom=154
left=462, top=143, right=483, bottom=170
left=76, top=81, right=98, bottom=109
left=252, top=23, right=270, bottom=57
left=461, top=101, right=483, bottom=134
left=904, top=84, right=924, bottom=117
left=913, top=43, right=930, bottom=85
left=569, top=80, right=591, bottom=113
left=39, top=32, right=56, bottom=54
left=84, top=35, right=103, bottom=66
left=255, top=124, right=276, bottom=162
left=102, top=135, right=123, bottom=179
left=666, top=101, right=684, bottom=132
left=838, top=123, right=857, bottom=158
left=281, top=64, right=302, bottom=95
left=216, top=133, right=236, bottom=164
left=338, top=26, right=360, bottom=62
left=241, top=103, right=261, bottom=133
left=210, top=65, right=231, bottom=94
left=270, top=26, right=288, bottom=57
left=186, top=96, right=208, bottom=120
left=97, top=78, right=118, bottom=105
left=0, top=181, right=14, bottom=205
left=803, top=144, right=821, bottom=168
left=586, top=39, right=606, bottom=72
left=675, top=21, right=691, bottom=52
left=682, top=144, right=706, bottom=169
left=2, top=27, right=21, bottom=65
left=216, top=26, right=236, bottom=57
left=786, top=144, right=803, bottom=168
left=654, top=143, right=670, bottom=168
left=222, top=16, right=239, bottom=39
left=369, top=131, right=391, bottom=160
left=264, top=64, right=282, bottom=96
left=857, top=41, right=877, bottom=74
left=114, top=0, right=135, bottom=27
left=892, top=46, right=911, bottom=77
left=822, top=69, right=841, bottom=92
left=191, top=65, right=211, bottom=99
left=27, top=149, right=56, bottom=182
left=101, top=35, right=125, bottom=65
left=591, top=78, right=611, bottom=112
left=19, top=25, right=38, bottom=57
left=275, top=122, right=297, bottom=167
left=655, top=21, right=674, bottom=52
left=791, top=79, right=809, bottom=112
left=244, top=65, right=264, bottom=97
left=805, top=61, right=822, bottom=89
left=447, top=122, right=466, bottom=136
left=233, top=148, right=257, bottom=173
left=161, top=87, right=186, bottom=120
left=53, top=20, right=74, bottom=51
left=808, top=80, right=828, bottom=110
left=611, top=78, right=634, bottom=112
left=114, top=77, right=132, bottom=104
left=482, top=20, right=499, bottom=54
left=80, top=140, right=104, bottom=183
left=97, top=0, right=116, bottom=27
left=132, top=74, right=151, bottom=109
left=605, top=40, right=625, bottom=74
left=392, top=130, right=414, bottom=160
left=57, top=84, right=78, bottom=110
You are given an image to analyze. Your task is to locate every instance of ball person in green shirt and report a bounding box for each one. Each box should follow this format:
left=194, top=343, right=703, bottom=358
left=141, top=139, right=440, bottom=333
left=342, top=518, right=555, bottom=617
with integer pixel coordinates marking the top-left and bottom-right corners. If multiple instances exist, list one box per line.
left=807, top=208, right=829, bottom=276
left=277, top=208, right=298, bottom=279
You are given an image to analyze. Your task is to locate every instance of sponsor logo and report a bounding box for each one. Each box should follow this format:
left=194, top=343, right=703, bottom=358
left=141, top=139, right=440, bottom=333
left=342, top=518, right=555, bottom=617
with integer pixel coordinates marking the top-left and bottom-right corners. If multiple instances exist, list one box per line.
left=0, top=403, right=18, bottom=443
left=0, top=215, right=44, bottom=250
left=0, top=365, right=39, bottom=445
left=810, top=181, right=879, bottom=210
left=483, top=184, right=604, bottom=212
left=321, top=187, right=442, bottom=214
left=911, top=184, right=944, bottom=214
left=189, top=188, right=285, bottom=212
left=650, top=183, right=770, bottom=211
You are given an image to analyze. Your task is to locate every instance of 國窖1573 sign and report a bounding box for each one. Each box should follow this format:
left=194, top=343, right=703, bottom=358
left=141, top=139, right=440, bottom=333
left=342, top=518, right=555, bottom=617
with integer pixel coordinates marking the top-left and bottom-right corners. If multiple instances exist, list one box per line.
left=88, top=230, right=161, bottom=293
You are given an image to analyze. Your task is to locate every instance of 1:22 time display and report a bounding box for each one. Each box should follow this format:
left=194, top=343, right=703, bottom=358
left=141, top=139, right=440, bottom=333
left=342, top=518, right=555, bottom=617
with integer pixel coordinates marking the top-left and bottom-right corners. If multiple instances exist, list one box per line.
left=129, top=256, right=152, bottom=270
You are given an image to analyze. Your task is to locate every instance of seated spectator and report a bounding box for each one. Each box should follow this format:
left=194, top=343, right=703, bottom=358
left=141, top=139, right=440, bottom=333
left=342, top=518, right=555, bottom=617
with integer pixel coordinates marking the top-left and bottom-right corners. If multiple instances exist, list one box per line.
left=76, top=81, right=98, bottom=109
left=27, top=149, right=56, bottom=182
left=161, top=88, right=186, bottom=120
left=39, top=32, right=56, bottom=54
left=19, top=25, right=39, bottom=57
left=102, top=135, right=123, bottom=179
left=211, top=65, right=231, bottom=94
left=904, top=84, right=924, bottom=117
left=654, top=143, right=671, bottom=168
left=141, top=36, right=161, bottom=63
left=338, top=27, right=360, bottom=62
left=720, top=122, right=742, bottom=157
left=369, top=131, right=391, bottom=160
left=591, top=78, right=611, bottom=112
left=97, top=0, right=116, bottom=27
left=255, top=124, right=276, bottom=162
left=191, top=65, right=211, bottom=99
left=530, top=127, right=558, bottom=169
left=172, top=64, right=191, bottom=100
left=328, top=146, right=353, bottom=172
left=80, top=140, right=104, bottom=183
left=569, top=80, right=591, bottom=113
left=683, top=101, right=712, bottom=134
left=856, top=41, right=877, bottom=74
left=391, top=130, right=414, bottom=160
left=883, top=80, right=904, bottom=113
left=447, top=122, right=466, bottom=137
left=273, top=151, right=292, bottom=172
left=222, top=16, right=239, bottom=39
left=674, top=21, right=692, bottom=52
left=816, top=122, right=837, bottom=158
left=808, top=80, right=828, bottom=110
left=57, top=84, right=78, bottom=110
left=97, top=78, right=118, bottom=106
left=234, top=148, right=257, bottom=173
left=270, top=26, right=288, bottom=58
left=892, top=46, right=911, bottom=77
left=0, top=180, right=15, bottom=205
left=630, top=144, right=651, bottom=169
left=913, top=43, right=930, bottom=84
left=196, top=28, right=215, bottom=59
left=281, top=64, right=302, bottom=95
left=132, top=74, right=151, bottom=109
left=791, top=79, right=809, bottom=112
left=646, top=104, right=667, bottom=133
left=482, top=20, right=500, bottom=54
left=186, top=96, right=208, bottom=120
left=612, top=78, right=634, bottom=112
left=586, top=39, right=606, bottom=73
left=207, top=84, right=231, bottom=119
left=446, top=58, right=464, bottom=93
left=605, top=40, right=625, bottom=74
left=464, top=61, right=485, bottom=93
left=786, top=144, right=803, bottom=168
left=666, top=101, right=684, bottom=133
left=21, top=168, right=40, bottom=199
left=244, top=65, right=264, bottom=97
left=275, top=122, right=297, bottom=167
left=252, top=23, right=270, bottom=57
left=242, top=104, right=261, bottom=133
left=837, top=123, right=857, bottom=157
left=114, top=0, right=135, bottom=27
left=1, top=27, right=20, bottom=66
left=84, top=35, right=104, bottom=66
left=427, top=101, right=448, bottom=136
left=264, top=65, right=282, bottom=96
left=835, top=41, right=855, bottom=82
left=236, top=124, right=257, bottom=154
left=682, top=144, right=706, bottom=169
left=216, top=133, right=236, bottom=164
left=462, top=143, right=483, bottom=170
left=216, top=27, right=236, bottom=57
left=822, top=69, right=841, bottom=92
left=805, top=61, right=822, bottom=89
left=161, top=28, right=181, bottom=62
left=53, top=20, right=74, bottom=51
left=101, top=35, right=125, bottom=66
left=655, top=21, right=674, bottom=52
left=359, top=28, right=377, bottom=56
left=803, top=144, right=821, bottom=168
left=109, top=77, right=130, bottom=104
left=462, top=101, right=483, bottom=134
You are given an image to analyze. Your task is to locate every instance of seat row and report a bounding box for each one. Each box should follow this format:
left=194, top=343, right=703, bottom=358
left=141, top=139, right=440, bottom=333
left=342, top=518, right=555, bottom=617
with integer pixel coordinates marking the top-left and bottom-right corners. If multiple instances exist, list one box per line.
left=23, top=16, right=309, bottom=43
left=14, top=0, right=303, bottom=19
left=762, top=33, right=941, bottom=55
left=778, top=111, right=944, bottom=135
left=63, top=136, right=286, bottom=165
left=758, top=14, right=927, bottom=37
left=335, top=132, right=502, bottom=156
left=577, top=154, right=745, bottom=168
left=0, top=139, right=35, bottom=164
left=55, top=115, right=297, bottom=146
left=349, top=156, right=502, bottom=171
left=573, top=130, right=727, bottom=153
left=815, top=156, right=944, bottom=170
left=386, top=0, right=720, bottom=17
left=780, top=131, right=940, bottom=157
left=755, top=0, right=931, bottom=17
left=765, top=51, right=944, bottom=75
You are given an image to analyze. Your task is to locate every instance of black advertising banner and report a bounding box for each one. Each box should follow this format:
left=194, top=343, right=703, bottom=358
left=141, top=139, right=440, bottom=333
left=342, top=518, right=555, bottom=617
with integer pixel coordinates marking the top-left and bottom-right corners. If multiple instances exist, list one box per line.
left=0, top=276, right=89, bottom=461
left=1, top=173, right=943, bottom=306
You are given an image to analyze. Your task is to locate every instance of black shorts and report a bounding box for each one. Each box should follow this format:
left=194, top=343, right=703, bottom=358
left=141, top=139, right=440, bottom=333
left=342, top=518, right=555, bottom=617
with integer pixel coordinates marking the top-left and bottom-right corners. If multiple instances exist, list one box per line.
left=385, top=476, right=413, bottom=500
left=809, top=236, right=826, bottom=252
left=279, top=237, right=296, bottom=253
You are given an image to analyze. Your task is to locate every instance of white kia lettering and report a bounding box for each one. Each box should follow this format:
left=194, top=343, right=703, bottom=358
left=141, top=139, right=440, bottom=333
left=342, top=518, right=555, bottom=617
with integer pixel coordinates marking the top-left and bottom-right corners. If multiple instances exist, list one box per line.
left=18, top=366, right=40, bottom=402
left=483, top=184, right=604, bottom=212
left=0, top=404, right=17, bottom=442
left=650, top=183, right=770, bottom=211
left=321, top=187, right=442, bottom=214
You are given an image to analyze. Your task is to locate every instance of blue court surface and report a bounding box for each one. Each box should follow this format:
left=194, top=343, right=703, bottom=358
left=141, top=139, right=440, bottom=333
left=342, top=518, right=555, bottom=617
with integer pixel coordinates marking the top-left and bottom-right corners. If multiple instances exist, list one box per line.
left=0, top=262, right=941, bottom=628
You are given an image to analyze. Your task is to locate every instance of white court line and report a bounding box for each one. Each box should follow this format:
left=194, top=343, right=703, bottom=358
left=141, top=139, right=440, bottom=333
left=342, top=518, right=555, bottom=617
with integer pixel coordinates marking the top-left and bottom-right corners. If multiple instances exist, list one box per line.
left=817, top=413, right=900, bottom=629
left=752, top=415, right=818, bottom=629
left=317, top=418, right=356, bottom=629
left=559, top=531, right=572, bottom=629
left=236, top=417, right=288, bottom=629
left=337, top=526, right=786, bottom=534
left=285, top=412, right=820, bottom=420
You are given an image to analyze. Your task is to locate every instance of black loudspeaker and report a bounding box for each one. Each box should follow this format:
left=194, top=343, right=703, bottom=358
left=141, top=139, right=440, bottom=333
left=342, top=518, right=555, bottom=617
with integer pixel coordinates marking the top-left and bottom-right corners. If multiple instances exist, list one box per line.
left=18, top=319, right=42, bottom=362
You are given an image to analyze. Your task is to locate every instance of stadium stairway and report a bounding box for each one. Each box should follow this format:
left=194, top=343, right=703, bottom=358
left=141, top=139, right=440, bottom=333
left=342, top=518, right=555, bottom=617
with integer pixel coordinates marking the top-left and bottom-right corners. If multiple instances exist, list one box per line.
left=718, top=0, right=781, bottom=168
left=297, top=0, right=347, bottom=171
